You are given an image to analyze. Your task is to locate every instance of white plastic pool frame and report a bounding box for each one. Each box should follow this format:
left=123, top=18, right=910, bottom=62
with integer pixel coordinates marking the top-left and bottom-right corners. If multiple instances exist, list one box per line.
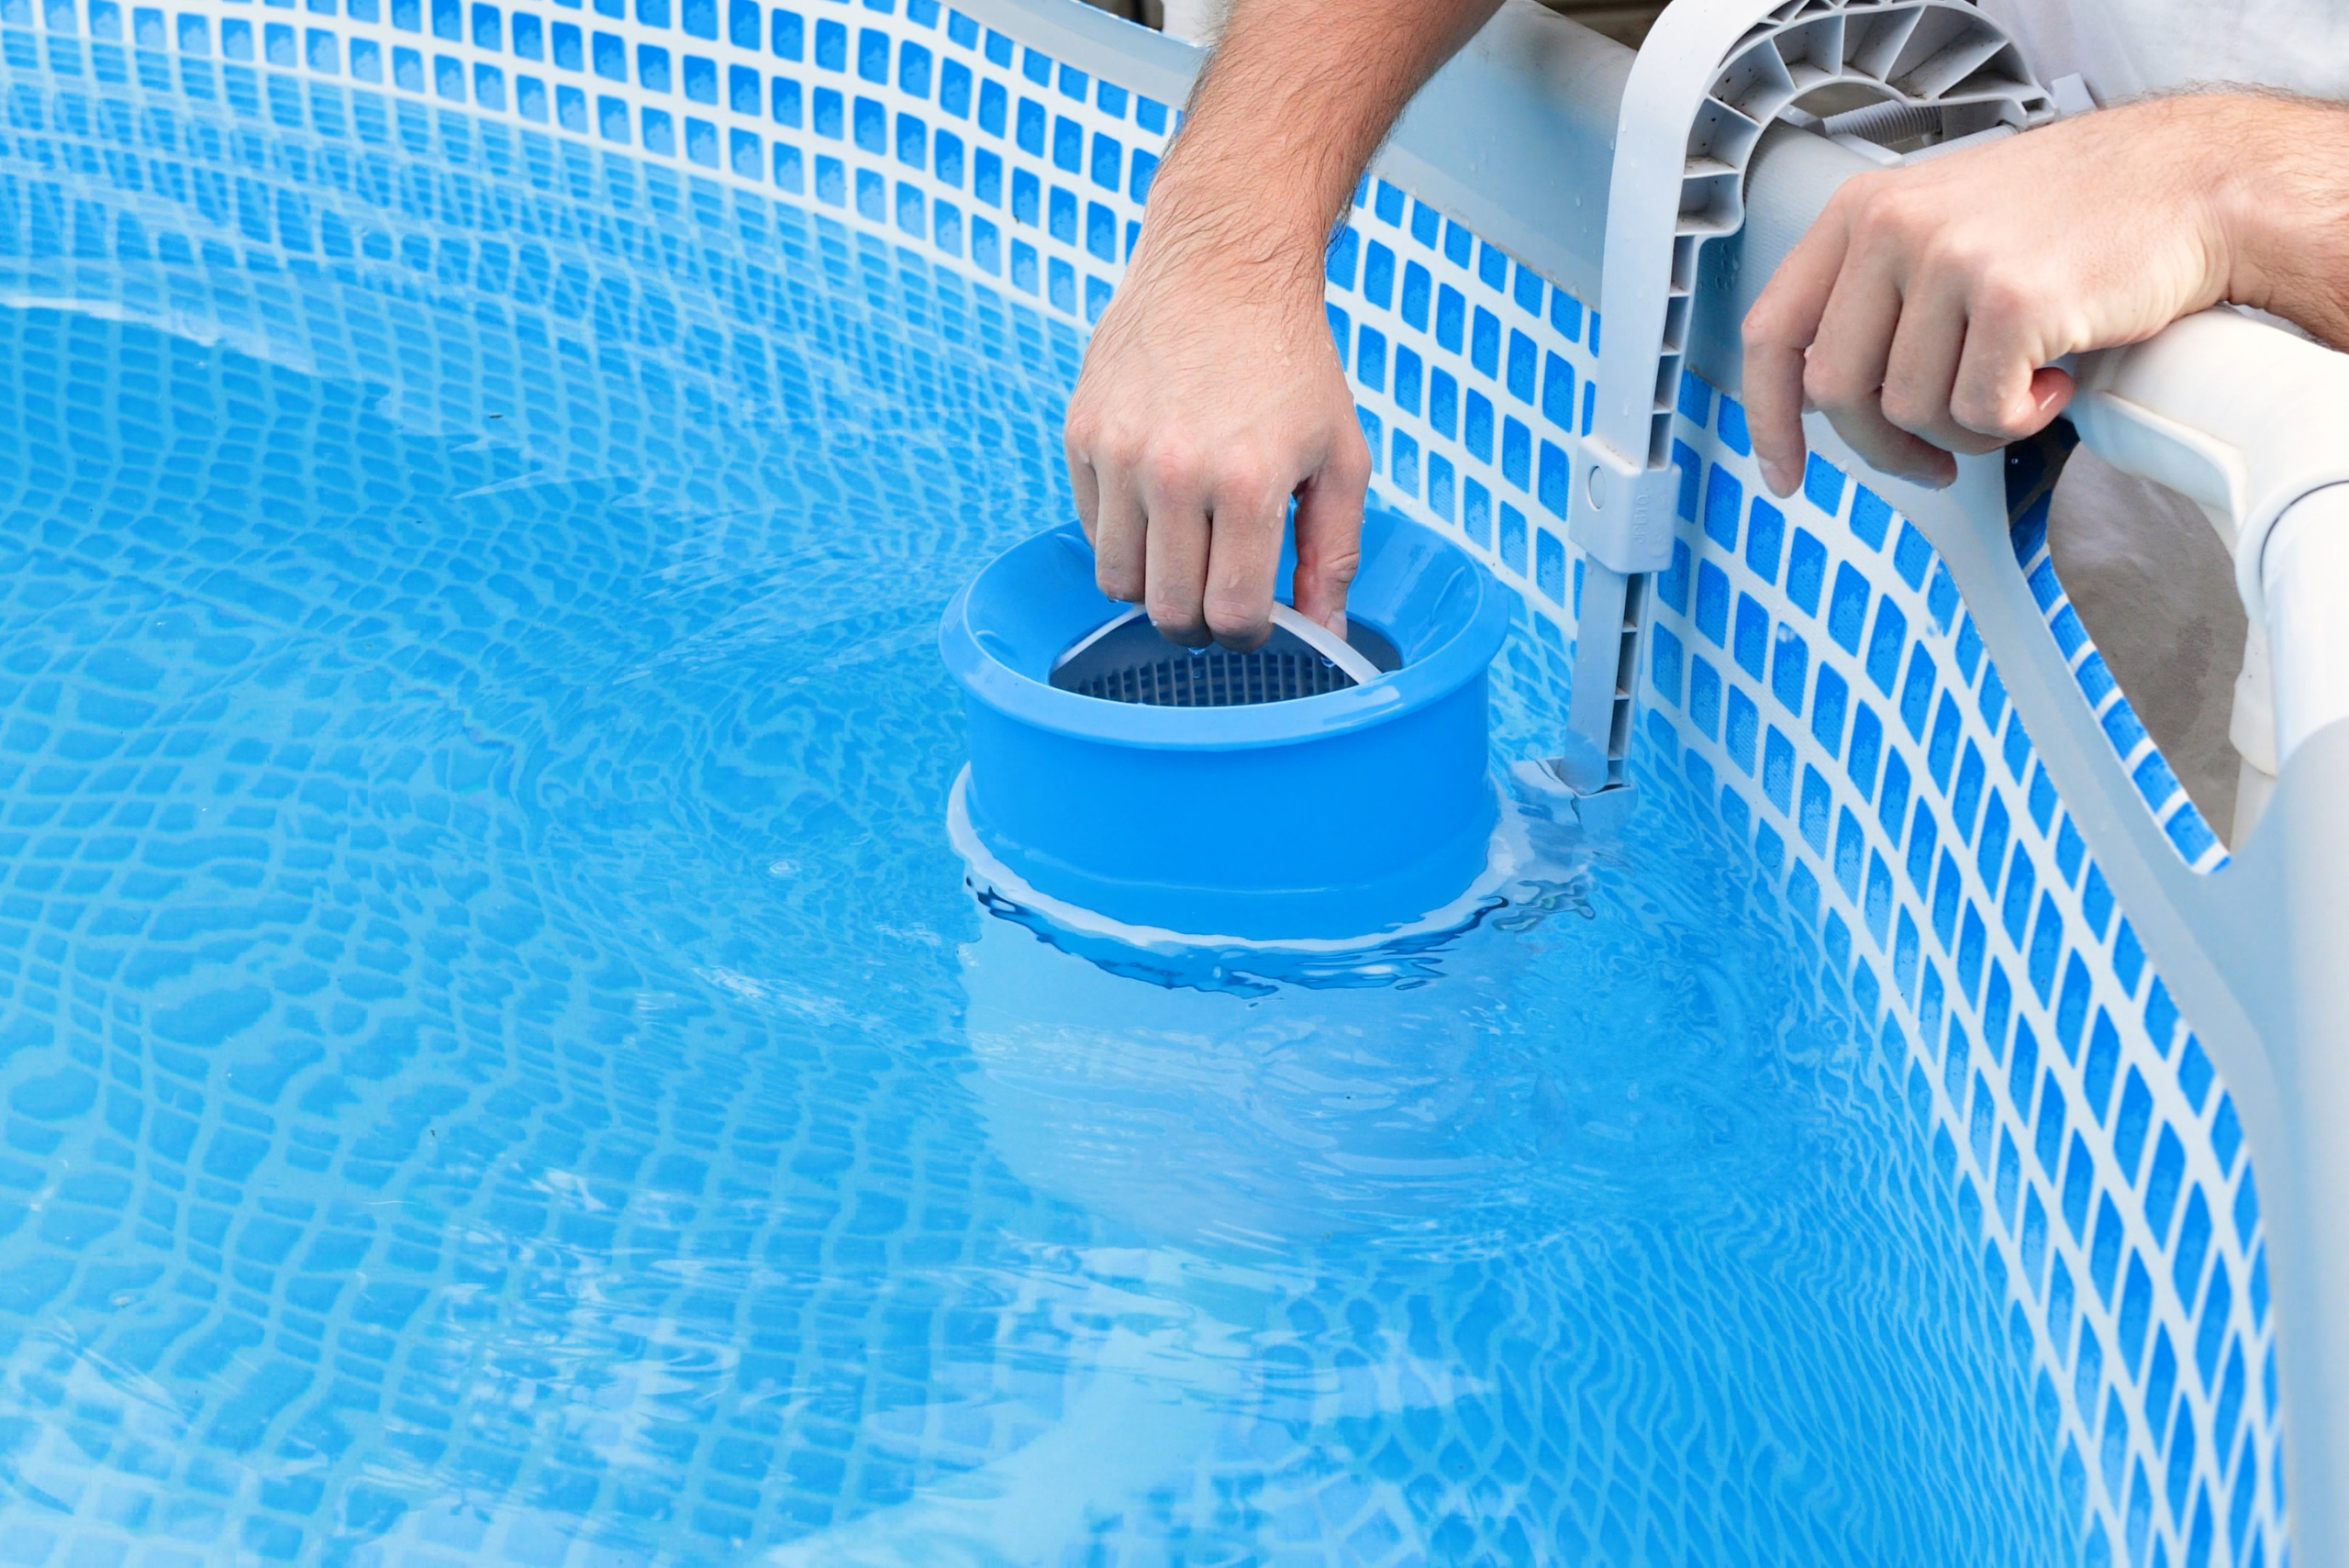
left=0, top=0, right=2339, bottom=1560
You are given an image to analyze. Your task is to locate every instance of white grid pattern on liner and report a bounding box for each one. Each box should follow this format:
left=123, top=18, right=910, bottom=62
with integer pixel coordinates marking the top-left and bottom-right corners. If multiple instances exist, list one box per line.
left=1644, top=400, right=2280, bottom=1568
left=0, top=0, right=2289, bottom=1560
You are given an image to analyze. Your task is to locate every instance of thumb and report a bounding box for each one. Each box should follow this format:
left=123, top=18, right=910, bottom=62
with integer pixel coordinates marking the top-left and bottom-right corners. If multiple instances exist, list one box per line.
left=2026, top=364, right=2077, bottom=428
left=1290, top=438, right=1368, bottom=636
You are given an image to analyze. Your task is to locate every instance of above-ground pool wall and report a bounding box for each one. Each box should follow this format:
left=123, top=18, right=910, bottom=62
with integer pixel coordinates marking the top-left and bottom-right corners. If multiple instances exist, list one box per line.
left=0, top=0, right=2290, bottom=1560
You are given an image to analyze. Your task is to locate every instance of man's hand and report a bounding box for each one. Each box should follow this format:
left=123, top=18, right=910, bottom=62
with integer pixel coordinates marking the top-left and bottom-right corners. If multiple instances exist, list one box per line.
left=1743, top=94, right=2349, bottom=498
left=1063, top=0, right=1499, bottom=648
left=1064, top=210, right=1367, bottom=648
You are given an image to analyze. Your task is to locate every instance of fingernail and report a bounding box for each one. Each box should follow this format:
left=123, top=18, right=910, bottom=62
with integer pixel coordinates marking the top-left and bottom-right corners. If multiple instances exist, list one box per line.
left=1759, top=459, right=1794, bottom=496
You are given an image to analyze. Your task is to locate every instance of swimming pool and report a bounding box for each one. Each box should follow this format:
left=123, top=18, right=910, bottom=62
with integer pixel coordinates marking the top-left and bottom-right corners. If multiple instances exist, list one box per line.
left=0, top=0, right=2297, bottom=1561
left=0, top=147, right=2065, bottom=1567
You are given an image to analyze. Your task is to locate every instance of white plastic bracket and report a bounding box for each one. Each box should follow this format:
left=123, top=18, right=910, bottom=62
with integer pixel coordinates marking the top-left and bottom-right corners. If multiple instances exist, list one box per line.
left=1553, top=0, right=2052, bottom=813
left=1574, top=437, right=1679, bottom=576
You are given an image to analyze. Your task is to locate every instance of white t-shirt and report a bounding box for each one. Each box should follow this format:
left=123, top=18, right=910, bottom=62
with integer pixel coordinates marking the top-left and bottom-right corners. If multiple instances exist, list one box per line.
left=1976, top=0, right=2349, bottom=103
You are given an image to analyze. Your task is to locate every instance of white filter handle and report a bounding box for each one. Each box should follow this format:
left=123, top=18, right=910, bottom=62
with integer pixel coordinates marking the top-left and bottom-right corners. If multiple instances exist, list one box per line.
left=1270, top=604, right=1385, bottom=686
left=1052, top=604, right=1384, bottom=688
left=1052, top=606, right=1148, bottom=673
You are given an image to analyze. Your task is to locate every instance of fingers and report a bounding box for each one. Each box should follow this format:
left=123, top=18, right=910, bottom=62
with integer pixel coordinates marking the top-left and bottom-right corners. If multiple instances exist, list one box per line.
left=1072, top=436, right=1334, bottom=649
left=1201, top=478, right=1290, bottom=652
left=1089, top=478, right=1148, bottom=604
left=1839, top=286, right=2069, bottom=478
left=1059, top=276, right=1370, bottom=648
left=1746, top=169, right=2072, bottom=498
left=1742, top=205, right=1852, bottom=498
left=1950, top=304, right=2079, bottom=443
left=1142, top=490, right=1213, bottom=646
left=1817, top=396, right=1959, bottom=492
left=1064, top=408, right=1363, bottom=649
left=1083, top=448, right=1360, bottom=651
left=1876, top=271, right=1980, bottom=457
left=1291, top=430, right=1367, bottom=636
left=1067, top=441, right=1102, bottom=544
left=2025, top=365, right=2078, bottom=428
left=1799, top=238, right=1967, bottom=488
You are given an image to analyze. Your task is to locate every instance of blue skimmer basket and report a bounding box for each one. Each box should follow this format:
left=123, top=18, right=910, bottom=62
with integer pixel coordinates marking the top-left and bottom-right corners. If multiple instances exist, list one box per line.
left=941, top=507, right=1513, bottom=941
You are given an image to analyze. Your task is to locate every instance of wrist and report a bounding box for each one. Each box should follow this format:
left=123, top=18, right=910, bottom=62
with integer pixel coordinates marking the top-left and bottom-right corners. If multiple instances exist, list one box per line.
left=1125, top=161, right=1338, bottom=317
left=2202, top=95, right=2349, bottom=343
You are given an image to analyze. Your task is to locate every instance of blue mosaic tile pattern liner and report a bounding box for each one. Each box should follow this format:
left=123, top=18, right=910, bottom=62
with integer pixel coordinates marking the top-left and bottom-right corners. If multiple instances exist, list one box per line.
left=0, top=177, right=2079, bottom=1563
left=0, top=0, right=2288, bottom=1559
left=1, top=0, right=1170, bottom=328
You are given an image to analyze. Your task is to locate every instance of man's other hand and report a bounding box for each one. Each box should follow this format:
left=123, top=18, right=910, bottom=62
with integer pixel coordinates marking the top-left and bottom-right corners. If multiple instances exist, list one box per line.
left=1741, top=95, right=2288, bottom=498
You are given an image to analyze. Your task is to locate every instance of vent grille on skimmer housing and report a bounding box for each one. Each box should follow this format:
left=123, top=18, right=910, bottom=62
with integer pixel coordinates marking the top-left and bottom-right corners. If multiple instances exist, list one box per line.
left=1049, top=607, right=1402, bottom=707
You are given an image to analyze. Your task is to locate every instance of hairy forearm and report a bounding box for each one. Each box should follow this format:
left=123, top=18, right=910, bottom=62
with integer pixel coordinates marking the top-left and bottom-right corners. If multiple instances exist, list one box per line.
left=1136, top=0, right=1501, bottom=305
left=2210, top=93, right=2349, bottom=349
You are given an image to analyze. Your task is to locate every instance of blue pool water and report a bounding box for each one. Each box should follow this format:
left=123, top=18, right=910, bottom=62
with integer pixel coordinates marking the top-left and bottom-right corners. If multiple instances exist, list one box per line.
left=0, top=69, right=2076, bottom=1564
